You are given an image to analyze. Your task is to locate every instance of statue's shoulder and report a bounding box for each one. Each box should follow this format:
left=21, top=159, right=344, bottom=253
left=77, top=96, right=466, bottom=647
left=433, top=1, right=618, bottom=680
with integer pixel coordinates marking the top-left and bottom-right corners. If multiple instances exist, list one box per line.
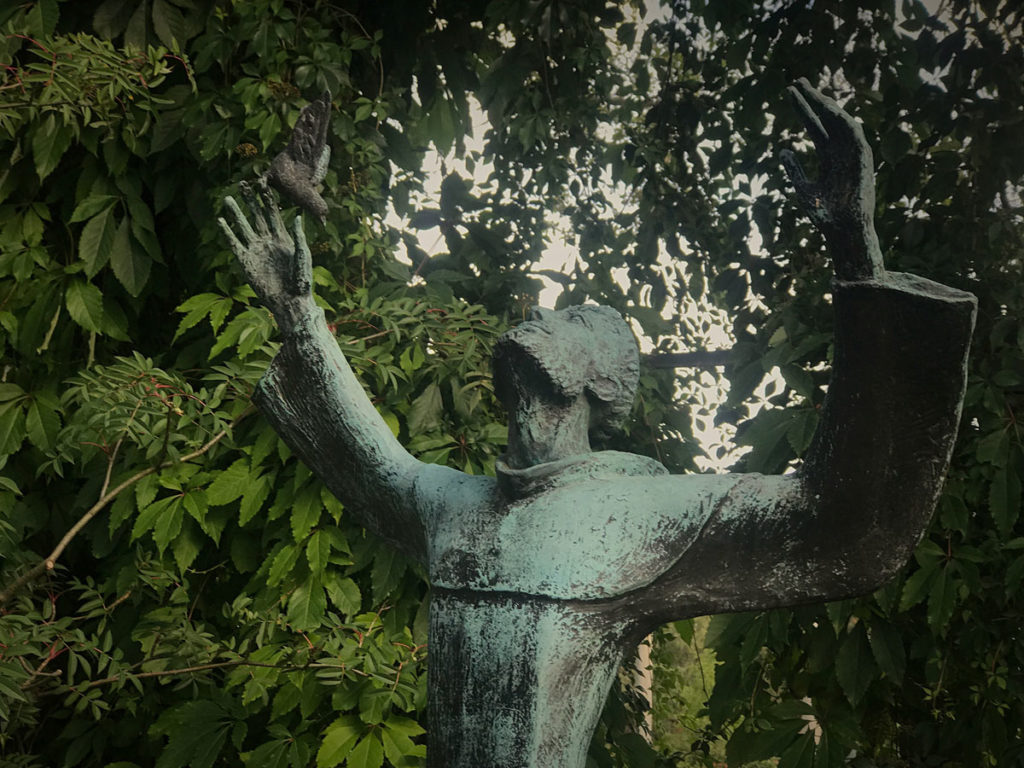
left=427, top=452, right=743, bottom=600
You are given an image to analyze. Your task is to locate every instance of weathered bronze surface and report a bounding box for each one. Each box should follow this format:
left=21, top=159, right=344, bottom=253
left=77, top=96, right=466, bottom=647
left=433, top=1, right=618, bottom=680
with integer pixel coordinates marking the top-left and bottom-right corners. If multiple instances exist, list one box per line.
left=219, top=80, right=976, bottom=767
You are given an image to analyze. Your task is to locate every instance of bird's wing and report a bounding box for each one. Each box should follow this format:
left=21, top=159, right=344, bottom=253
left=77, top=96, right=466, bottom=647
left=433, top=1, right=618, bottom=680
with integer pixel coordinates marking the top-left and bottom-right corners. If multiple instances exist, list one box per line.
left=283, top=90, right=331, bottom=173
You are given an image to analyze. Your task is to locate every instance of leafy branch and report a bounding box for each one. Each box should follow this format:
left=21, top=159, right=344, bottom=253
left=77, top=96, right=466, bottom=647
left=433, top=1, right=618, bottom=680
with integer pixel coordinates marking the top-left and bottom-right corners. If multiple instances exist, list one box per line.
left=0, top=408, right=252, bottom=606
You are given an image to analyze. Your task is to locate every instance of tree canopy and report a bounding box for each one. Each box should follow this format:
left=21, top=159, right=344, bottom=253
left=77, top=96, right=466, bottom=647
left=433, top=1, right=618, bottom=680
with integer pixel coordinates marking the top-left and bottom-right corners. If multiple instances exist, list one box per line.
left=0, top=0, right=1021, bottom=766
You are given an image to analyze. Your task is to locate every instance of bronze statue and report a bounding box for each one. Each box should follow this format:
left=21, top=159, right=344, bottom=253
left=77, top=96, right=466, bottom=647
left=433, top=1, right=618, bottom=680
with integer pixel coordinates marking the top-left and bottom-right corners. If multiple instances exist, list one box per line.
left=219, top=80, right=976, bottom=767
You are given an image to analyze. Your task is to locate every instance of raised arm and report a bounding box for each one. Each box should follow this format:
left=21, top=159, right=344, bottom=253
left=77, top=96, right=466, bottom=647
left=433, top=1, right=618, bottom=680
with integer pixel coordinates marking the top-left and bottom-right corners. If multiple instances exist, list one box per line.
left=219, top=181, right=428, bottom=563
left=642, top=80, right=976, bottom=622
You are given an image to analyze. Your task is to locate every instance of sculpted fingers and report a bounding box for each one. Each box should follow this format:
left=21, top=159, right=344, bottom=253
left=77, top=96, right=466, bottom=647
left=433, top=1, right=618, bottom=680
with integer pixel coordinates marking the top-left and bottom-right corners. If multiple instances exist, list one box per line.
left=223, top=195, right=257, bottom=245
left=792, top=78, right=862, bottom=144
left=291, top=214, right=313, bottom=294
left=788, top=81, right=829, bottom=152
left=240, top=181, right=271, bottom=238
left=257, top=176, right=290, bottom=241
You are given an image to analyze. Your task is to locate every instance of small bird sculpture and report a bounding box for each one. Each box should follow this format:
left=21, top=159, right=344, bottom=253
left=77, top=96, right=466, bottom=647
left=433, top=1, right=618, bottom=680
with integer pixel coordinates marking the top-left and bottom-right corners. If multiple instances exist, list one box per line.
left=265, top=90, right=332, bottom=224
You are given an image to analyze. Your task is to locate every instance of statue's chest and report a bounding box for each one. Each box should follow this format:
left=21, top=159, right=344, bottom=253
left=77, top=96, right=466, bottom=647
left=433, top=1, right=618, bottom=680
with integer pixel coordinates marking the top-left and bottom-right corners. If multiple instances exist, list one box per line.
left=425, top=475, right=718, bottom=600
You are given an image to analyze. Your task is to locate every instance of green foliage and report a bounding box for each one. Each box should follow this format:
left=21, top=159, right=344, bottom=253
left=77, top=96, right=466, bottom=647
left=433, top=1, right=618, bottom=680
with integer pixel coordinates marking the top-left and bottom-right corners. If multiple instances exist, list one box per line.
left=1, top=0, right=1021, bottom=765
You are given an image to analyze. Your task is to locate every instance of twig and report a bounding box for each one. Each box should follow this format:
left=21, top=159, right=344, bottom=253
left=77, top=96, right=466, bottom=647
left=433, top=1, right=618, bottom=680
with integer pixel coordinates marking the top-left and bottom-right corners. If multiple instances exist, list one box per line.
left=642, top=348, right=733, bottom=369
left=0, top=409, right=252, bottom=606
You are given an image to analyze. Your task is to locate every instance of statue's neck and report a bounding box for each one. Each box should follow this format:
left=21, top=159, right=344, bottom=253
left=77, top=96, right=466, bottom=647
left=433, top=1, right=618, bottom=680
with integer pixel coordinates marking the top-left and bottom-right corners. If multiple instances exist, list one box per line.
left=504, top=392, right=590, bottom=469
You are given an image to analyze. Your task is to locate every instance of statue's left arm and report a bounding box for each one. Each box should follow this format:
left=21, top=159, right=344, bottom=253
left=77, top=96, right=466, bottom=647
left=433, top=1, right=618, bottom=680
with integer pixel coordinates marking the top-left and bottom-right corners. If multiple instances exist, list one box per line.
left=644, top=81, right=977, bottom=618
left=218, top=182, right=428, bottom=563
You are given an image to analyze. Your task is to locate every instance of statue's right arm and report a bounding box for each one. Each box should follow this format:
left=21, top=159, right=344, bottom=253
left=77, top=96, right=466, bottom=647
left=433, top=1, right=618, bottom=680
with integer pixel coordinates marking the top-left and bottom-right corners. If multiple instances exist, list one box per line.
left=219, top=181, right=428, bottom=563
left=638, top=81, right=977, bottom=623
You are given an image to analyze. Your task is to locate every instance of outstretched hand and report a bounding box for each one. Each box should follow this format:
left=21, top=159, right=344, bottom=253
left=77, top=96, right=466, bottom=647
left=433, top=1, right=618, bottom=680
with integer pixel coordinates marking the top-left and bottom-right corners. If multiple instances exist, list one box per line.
left=781, top=78, right=885, bottom=281
left=218, top=179, right=315, bottom=331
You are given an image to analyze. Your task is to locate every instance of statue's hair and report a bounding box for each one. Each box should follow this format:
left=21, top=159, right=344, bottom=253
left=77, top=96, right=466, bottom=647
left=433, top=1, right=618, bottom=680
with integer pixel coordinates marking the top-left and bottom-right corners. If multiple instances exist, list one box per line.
left=560, top=305, right=639, bottom=440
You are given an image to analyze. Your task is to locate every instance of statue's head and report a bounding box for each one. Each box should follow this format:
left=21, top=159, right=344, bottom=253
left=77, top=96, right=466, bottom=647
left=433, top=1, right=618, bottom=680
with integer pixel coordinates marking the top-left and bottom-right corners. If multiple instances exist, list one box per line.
left=492, top=305, right=639, bottom=440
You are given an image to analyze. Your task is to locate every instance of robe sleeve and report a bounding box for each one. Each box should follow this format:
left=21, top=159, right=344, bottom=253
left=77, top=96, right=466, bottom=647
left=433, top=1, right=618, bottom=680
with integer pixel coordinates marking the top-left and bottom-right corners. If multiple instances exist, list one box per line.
left=253, top=307, right=428, bottom=563
left=643, top=272, right=977, bottom=620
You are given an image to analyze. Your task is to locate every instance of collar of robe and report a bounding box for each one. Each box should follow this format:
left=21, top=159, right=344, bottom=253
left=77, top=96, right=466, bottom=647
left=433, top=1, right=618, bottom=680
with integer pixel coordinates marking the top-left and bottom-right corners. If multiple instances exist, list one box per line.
left=494, top=450, right=668, bottom=499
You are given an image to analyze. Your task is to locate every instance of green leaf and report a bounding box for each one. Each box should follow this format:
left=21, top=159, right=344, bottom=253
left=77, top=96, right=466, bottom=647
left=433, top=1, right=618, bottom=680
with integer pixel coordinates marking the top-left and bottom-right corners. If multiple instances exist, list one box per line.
left=151, top=0, right=187, bottom=47
left=927, top=564, right=957, bottom=632
left=65, top=280, right=105, bottom=333
left=989, top=466, right=1021, bottom=538
left=346, top=734, right=384, bottom=768
left=172, top=520, right=203, bottom=572
left=868, top=621, right=906, bottom=683
left=306, top=530, right=331, bottom=574
left=206, top=459, right=249, bottom=505
left=239, top=473, right=271, bottom=526
left=408, top=382, right=442, bottom=435
left=131, top=496, right=177, bottom=542
left=32, top=114, right=71, bottom=181
left=79, top=206, right=117, bottom=276
left=371, top=546, right=405, bottom=604
left=778, top=731, right=815, bottom=768
left=291, top=484, right=322, bottom=541
left=325, top=573, right=361, bottom=616
left=317, top=716, right=362, bottom=768
left=835, top=624, right=874, bottom=707
left=287, top=574, right=326, bottom=631
left=268, top=543, right=301, bottom=587
left=899, top=562, right=936, bottom=611
left=70, top=194, right=117, bottom=224
left=25, top=398, right=60, bottom=452
left=381, top=715, right=425, bottom=765
left=0, top=404, right=26, bottom=456
left=110, top=216, right=151, bottom=296
left=153, top=498, right=185, bottom=553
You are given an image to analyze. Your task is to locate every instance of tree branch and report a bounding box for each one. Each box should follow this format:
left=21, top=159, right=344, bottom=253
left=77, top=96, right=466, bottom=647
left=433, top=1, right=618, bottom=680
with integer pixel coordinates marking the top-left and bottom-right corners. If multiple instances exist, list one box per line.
left=0, top=409, right=253, bottom=606
left=642, top=348, right=733, bottom=369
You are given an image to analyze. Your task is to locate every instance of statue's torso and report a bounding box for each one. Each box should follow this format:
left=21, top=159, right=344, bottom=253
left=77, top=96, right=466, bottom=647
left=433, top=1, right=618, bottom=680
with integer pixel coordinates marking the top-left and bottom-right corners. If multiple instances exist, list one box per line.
left=415, top=452, right=739, bottom=600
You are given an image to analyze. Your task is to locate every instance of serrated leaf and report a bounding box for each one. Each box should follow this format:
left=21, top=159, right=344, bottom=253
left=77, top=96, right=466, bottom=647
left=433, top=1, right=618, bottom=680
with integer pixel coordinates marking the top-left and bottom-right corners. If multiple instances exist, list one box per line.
left=899, top=562, right=936, bottom=611
left=110, top=216, right=151, bottom=296
left=70, top=194, right=117, bottom=224
left=306, top=530, right=331, bottom=574
left=131, top=496, right=176, bottom=542
left=868, top=621, right=906, bottom=683
left=79, top=206, right=117, bottom=276
left=172, top=520, right=202, bottom=572
left=239, top=473, right=271, bottom=526
left=371, top=547, right=405, bottom=604
left=153, top=497, right=184, bottom=554
left=835, top=624, right=874, bottom=707
left=346, top=734, right=384, bottom=768
left=206, top=459, right=249, bottom=505
left=32, top=114, right=71, bottom=181
left=65, top=280, right=105, bottom=333
left=291, top=484, right=322, bottom=541
left=152, top=0, right=187, bottom=47
left=317, top=716, right=362, bottom=768
left=407, top=382, right=442, bottom=435
left=25, top=399, right=59, bottom=452
left=174, top=293, right=225, bottom=341
left=325, top=573, right=361, bottom=616
left=267, top=543, right=300, bottom=587
left=287, top=574, right=326, bottom=631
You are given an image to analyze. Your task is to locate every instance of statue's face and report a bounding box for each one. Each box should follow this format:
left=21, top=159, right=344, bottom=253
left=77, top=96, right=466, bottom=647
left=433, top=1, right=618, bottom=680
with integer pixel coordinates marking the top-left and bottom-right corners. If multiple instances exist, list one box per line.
left=493, top=308, right=593, bottom=407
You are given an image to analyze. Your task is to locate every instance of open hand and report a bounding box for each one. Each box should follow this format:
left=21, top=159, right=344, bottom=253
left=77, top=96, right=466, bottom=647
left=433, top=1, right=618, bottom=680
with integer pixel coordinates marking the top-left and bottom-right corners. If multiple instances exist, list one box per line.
left=218, top=179, right=315, bottom=331
left=781, top=78, right=885, bottom=281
